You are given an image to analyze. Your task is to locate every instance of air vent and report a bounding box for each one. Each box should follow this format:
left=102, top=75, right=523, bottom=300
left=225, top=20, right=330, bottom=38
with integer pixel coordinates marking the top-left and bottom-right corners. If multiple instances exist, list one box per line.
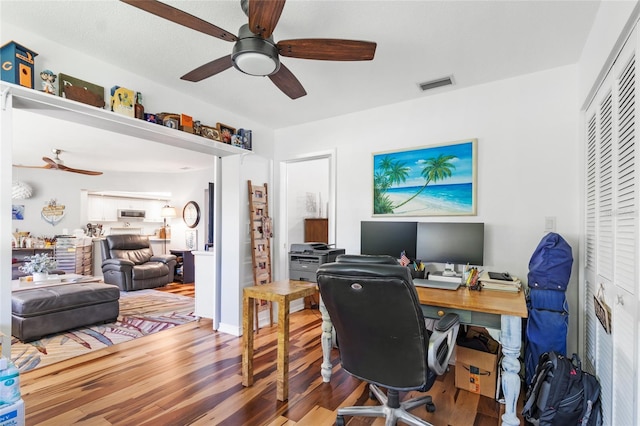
left=419, top=76, right=454, bottom=92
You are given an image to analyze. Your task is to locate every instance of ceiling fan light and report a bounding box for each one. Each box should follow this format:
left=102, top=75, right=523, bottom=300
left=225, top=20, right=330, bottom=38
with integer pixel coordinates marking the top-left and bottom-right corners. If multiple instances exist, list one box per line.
left=233, top=52, right=278, bottom=76
left=232, top=24, right=280, bottom=76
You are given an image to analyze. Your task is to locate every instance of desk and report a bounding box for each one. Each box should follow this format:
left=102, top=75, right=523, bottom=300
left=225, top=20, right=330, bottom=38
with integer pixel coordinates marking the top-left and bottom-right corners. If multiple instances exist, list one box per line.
left=242, top=280, right=318, bottom=401
left=319, top=286, right=527, bottom=426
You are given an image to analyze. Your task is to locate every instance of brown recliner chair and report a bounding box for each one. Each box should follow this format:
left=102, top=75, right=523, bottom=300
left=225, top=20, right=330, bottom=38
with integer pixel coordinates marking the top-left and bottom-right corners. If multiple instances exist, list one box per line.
left=100, top=234, right=177, bottom=291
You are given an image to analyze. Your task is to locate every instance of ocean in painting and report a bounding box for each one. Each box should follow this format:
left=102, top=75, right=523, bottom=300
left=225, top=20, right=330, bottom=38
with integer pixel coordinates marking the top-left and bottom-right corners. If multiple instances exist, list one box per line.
left=384, top=183, right=473, bottom=215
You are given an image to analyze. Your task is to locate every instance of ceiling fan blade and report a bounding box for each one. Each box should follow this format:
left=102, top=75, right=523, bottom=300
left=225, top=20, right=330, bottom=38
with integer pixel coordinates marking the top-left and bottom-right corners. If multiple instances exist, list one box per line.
left=181, top=55, right=233, bottom=82
left=268, top=63, right=306, bottom=99
left=120, top=0, right=237, bottom=42
left=42, top=157, right=59, bottom=168
left=249, top=0, right=286, bottom=39
left=277, top=39, right=377, bottom=61
left=57, top=164, right=103, bottom=176
left=13, top=164, right=53, bottom=170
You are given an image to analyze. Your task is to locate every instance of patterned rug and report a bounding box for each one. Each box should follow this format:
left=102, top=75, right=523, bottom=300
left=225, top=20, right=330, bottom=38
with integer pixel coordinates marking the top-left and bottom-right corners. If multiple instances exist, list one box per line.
left=10, top=289, right=197, bottom=373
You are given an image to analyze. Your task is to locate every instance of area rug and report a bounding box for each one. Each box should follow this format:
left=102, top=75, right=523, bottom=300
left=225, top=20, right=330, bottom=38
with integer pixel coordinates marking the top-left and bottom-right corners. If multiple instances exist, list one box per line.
left=10, top=289, right=197, bottom=373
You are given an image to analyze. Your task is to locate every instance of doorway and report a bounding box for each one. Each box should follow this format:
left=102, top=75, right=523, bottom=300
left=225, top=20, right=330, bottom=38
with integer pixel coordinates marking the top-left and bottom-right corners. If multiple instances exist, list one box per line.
left=279, top=151, right=335, bottom=279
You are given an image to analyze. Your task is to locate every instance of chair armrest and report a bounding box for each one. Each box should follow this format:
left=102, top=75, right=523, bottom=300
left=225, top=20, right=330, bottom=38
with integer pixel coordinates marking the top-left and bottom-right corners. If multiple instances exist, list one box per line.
left=151, top=254, right=177, bottom=264
left=102, top=258, right=135, bottom=273
left=427, top=313, right=460, bottom=376
left=102, top=258, right=135, bottom=267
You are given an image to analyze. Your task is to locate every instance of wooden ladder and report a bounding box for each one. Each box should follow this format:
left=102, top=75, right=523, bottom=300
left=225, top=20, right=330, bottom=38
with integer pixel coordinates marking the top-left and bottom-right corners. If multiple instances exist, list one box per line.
left=247, top=181, right=273, bottom=331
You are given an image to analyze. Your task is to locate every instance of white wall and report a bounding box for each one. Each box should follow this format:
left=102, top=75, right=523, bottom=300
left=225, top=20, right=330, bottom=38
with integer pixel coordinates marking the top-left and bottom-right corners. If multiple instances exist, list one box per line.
left=274, top=65, right=582, bottom=353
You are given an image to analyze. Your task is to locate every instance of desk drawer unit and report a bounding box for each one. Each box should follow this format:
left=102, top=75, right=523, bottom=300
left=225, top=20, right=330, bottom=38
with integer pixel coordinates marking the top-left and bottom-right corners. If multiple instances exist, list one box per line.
left=421, top=304, right=501, bottom=330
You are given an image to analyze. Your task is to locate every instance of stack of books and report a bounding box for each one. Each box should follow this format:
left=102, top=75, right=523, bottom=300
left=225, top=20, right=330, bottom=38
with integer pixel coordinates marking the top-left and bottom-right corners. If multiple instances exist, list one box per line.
left=478, top=271, right=522, bottom=292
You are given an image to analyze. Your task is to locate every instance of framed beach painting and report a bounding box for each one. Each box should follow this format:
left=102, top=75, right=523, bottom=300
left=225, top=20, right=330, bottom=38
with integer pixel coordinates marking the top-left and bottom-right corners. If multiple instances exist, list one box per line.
left=373, top=139, right=477, bottom=216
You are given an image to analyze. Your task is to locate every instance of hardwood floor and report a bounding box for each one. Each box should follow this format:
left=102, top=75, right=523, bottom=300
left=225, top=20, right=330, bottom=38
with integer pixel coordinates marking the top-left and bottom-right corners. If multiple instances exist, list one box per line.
left=19, top=283, right=522, bottom=425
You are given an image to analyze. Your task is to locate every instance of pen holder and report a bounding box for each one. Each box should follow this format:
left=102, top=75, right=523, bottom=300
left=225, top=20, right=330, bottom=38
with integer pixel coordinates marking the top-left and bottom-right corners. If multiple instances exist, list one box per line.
left=409, top=268, right=426, bottom=279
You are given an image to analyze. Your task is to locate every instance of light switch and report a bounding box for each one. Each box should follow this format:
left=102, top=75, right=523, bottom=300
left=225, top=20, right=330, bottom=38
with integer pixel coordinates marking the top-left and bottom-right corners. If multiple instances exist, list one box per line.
left=544, top=216, right=556, bottom=233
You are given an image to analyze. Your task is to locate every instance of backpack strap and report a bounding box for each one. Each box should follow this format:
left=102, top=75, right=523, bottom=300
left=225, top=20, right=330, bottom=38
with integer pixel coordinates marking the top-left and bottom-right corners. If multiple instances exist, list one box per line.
left=580, top=372, right=601, bottom=426
left=522, top=354, right=554, bottom=419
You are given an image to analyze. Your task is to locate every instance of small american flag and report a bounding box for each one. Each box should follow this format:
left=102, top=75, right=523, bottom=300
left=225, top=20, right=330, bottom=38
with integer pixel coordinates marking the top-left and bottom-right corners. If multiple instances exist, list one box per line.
left=400, top=251, right=410, bottom=267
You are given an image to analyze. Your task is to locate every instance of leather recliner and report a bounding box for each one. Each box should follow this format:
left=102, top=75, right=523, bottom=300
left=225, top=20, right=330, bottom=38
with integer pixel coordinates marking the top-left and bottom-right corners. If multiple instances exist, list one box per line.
left=100, top=234, right=177, bottom=291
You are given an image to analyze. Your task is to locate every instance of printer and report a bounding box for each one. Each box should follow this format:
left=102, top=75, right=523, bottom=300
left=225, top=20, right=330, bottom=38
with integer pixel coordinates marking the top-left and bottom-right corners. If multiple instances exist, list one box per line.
left=289, top=243, right=345, bottom=282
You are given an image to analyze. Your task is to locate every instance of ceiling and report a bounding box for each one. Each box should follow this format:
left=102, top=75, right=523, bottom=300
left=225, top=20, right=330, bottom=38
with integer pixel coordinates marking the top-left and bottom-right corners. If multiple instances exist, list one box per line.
left=3, top=0, right=603, bottom=173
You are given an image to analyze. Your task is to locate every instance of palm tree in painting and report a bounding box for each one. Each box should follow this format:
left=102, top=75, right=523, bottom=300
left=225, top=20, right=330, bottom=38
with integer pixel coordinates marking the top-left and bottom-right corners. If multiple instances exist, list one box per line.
left=392, top=154, right=457, bottom=210
left=374, top=156, right=410, bottom=214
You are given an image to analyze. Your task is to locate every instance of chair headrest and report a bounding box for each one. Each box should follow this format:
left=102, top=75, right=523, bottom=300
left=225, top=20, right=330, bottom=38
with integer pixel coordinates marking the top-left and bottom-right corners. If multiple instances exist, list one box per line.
left=335, top=254, right=399, bottom=265
left=317, top=261, right=412, bottom=283
left=106, top=234, right=151, bottom=250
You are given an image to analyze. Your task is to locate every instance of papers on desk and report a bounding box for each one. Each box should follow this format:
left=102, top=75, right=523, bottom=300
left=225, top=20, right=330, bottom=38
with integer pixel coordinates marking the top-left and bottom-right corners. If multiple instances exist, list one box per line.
left=478, top=271, right=522, bottom=292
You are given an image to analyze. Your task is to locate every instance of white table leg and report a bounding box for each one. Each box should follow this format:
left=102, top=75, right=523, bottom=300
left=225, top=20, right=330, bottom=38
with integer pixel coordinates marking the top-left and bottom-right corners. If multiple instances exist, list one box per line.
left=319, top=296, right=333, bottom=382
left=500, top=314, right=522, bottom=426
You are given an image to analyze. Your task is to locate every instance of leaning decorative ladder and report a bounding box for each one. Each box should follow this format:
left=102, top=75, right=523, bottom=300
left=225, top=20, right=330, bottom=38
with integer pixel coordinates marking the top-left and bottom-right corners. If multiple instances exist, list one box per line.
left=247, top=181, right=273, bottom=331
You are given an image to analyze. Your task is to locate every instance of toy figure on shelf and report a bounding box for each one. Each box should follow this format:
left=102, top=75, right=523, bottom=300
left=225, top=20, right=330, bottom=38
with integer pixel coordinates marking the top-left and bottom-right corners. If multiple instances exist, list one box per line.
left=40, top=69, right=57, bottom=94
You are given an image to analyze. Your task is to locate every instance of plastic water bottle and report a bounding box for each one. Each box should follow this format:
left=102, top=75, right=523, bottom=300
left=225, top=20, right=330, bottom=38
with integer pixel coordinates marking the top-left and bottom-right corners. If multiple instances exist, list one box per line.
left=0, top=358, right=21, bottom=405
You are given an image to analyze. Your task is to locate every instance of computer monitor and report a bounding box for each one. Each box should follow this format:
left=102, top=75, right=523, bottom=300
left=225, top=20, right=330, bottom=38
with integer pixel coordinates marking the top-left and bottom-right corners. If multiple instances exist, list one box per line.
left=361, top=221, right=417, bottom=259
left=416, top=222, right=484, bottom=266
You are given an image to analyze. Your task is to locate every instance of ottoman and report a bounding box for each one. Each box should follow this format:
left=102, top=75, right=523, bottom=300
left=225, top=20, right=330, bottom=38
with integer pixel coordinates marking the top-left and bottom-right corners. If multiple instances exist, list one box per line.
left=12, top=282, right=120, bottom=342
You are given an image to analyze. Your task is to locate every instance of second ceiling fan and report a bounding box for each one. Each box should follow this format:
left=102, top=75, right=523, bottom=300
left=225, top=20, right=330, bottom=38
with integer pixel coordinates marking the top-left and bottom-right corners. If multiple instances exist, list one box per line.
left=120, top=0, right=377, bottom=99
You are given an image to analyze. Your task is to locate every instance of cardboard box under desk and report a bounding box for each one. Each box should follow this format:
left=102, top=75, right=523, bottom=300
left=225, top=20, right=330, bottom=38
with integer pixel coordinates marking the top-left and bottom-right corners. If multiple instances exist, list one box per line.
left=454, top=331, right=501, bottom=399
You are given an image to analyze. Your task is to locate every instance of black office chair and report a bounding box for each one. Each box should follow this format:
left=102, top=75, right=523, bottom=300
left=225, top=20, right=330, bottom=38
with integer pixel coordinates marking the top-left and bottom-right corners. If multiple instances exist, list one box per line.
left=317, top=255, right=460, bottom=426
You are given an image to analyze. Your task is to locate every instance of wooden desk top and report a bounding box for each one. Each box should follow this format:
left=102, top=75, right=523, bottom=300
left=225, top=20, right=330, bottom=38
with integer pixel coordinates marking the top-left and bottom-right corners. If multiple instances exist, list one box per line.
left=415, top=286, right=528, bottom=318
left=243, top=280, right=318, bottom=302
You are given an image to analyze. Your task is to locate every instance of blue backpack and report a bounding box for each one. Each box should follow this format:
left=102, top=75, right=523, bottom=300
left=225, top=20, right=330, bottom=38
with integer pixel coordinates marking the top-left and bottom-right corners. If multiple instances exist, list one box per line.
left=527, top=232, right=573, bottom=291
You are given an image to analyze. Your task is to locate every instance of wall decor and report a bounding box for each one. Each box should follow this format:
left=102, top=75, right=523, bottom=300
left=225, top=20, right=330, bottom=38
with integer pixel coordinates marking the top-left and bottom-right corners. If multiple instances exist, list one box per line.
left=201, top=125, right=220, bottom=141
left=58, top=73, right=105, bottom=108
left=12, top=205, right=24, bottom=220
left=185, top=230, right=197, bottom=250
left=373, top=139, right=477, bottom=216
left=40, top=69, right=57, bottom=94
left=110, top=86, right=135, bottom=117
left=183, top=201, right=200, bottom=228
left=41, top=199, right=66, bottom=225
left=217, top=123, right=236, bottom=144
left=0, top=41, right=37, bottom=88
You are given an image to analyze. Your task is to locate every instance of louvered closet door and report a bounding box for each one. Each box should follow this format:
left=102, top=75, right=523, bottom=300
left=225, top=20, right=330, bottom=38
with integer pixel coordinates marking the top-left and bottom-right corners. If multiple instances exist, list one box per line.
left=611, top=38, right=639, bottom=426
left=583, top=28, right=639, bottom=426
left=585, top=79, right=615, bottom=426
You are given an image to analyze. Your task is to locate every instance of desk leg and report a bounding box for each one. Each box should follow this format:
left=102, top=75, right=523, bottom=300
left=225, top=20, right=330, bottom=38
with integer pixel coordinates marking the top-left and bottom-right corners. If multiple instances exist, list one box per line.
left=500, top=314, right=522, bottom=426
left=276, top=297, right=289, bottom=401
left=242, top=295, right=254, bottom=387
left=319, top=296, right=333, bottom=382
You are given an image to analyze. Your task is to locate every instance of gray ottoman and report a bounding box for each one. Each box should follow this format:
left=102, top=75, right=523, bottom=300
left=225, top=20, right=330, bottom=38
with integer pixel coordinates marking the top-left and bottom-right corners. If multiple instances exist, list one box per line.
left=12, top=283, right=120, bottom=342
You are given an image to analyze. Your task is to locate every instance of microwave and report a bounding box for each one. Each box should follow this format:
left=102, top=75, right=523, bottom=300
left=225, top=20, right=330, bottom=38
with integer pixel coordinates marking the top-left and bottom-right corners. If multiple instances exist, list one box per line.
left=117, top=209, right=146, bottom=220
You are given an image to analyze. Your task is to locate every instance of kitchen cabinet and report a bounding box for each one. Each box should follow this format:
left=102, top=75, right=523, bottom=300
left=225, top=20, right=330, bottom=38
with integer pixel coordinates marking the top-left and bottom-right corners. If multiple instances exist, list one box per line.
left=87, top=195, right=118, bottom=221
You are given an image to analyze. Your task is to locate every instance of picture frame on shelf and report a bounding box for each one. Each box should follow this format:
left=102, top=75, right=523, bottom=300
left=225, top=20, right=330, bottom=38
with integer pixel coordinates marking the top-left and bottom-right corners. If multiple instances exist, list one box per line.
left=185, top=230, right=197, bottom=250
left=201, top=125, right=221, bottom=141
left=58, top=73, right=105, bottom=108
left=372, top=139, right=477, bottom=217
left=217, top=123, right=236, bottom=144
left=110, top=86, right=135, bottom=117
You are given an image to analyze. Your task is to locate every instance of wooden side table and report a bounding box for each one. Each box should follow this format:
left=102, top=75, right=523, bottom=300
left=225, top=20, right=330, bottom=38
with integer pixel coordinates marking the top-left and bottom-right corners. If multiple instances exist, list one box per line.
left=242, top=280, right=318, bottom=401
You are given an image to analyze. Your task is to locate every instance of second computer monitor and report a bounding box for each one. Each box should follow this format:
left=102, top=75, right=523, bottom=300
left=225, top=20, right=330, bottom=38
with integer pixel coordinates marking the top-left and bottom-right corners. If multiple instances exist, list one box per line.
left=416, top=222, right=484, bottom=266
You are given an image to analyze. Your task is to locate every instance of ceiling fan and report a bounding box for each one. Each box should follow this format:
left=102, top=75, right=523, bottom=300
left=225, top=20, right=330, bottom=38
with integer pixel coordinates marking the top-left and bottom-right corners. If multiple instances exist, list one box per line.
left=120, top=0, right=377, bottom=99
left=13, top=149, right=103, bottom=176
